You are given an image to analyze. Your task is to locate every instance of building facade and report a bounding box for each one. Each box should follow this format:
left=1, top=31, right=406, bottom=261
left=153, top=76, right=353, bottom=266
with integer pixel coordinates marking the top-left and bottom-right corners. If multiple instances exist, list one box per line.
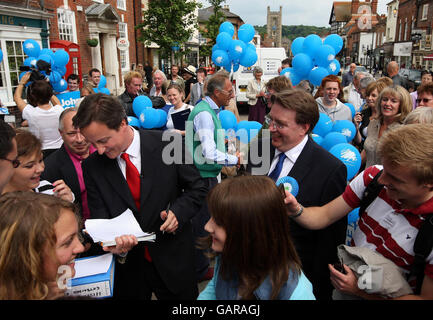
left=266, top=6, right=282, bottom=48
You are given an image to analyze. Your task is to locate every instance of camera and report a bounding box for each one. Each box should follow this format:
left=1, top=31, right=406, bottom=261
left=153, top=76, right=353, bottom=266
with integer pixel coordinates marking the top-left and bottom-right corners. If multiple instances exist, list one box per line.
left=19, top=59, right=52, bottom=83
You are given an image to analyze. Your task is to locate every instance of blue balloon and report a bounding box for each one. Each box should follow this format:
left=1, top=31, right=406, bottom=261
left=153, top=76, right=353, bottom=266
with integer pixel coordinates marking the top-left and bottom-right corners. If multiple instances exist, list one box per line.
left=313, top=113, right=333, bottom=137
left=232, top=62, right=240, bottom=72
left=23, top=39, right=41, bottom=57
left=0, top=49, right=2, bottom=63
left=324, top=34, right=344, bottom=55
left=229, top=39, right=246, bottom=61
left=236, top=120, right=261, bottom=143
left=239, top=47, right=257, bottom=68
left=23, top=56, right=37, bottom=67
left=54, top=66, right=66, bottom=76
left=52, top=78, right=68, bottom=93
left=216, top=32, right=233, bottom=51
left=133, top=95, right=153, bottom=117
left=332, top=120, right=356, bottom=142
left=292, top=53, right=313, bottom=78
left=302, top=34, right=322, bottom=59
left=39, top=48, right=54, bottom=58
left=155, top=109, right=168, bottom=128
left=219, top=110, right=237, bottom=130
left=99, top=87, right=110, bottom=95
left=238, top=24, right=255, bottom=43
left=139, top=108, right=159, bottom=129
left=291, top=37, right=305, bottom=56
left=53, top=49, right=69, bottom=67
left=212, top=44, right=220, bottom=52
left=311, top=133, right=323, bottom=146
left=280, top=67, right=301, bottom=86
left=219, top=21, right=235, bottom=37
left=128, top=116, right=141, bottom=128
left=327, top=59, right=341, bottom=75
left=92, top=88, right=99, bottom=93
left=308, top=67, right=329, bottom=86
left=49, top=70, right=62, bottom=84
left=344, top=103, right=356, bottom=118
left=321, top=131, right=347, bottom=151
left=212, top=49, right=230, bottom=67
left=276, top=176, right=299, bottom=197
left=315, top=44, right=336, bottom=68
left=329, top=143, right=361, bottom=180
left=98, top=74, right=107, bottom=89
left=37, top=54, right=53, bottom=66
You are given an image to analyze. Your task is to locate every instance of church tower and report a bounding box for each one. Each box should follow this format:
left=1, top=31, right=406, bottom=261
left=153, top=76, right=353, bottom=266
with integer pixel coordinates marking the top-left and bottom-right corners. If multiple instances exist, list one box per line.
left=267, top=6, right=282, bottom=47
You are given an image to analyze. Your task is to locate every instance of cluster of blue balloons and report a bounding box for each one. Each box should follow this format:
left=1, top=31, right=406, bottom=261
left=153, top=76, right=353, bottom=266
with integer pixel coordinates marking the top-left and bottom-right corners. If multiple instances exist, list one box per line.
left=219, top=110, right=261, bottom=143
left=312, top=113, right=360, bottom=180
left=92, top=75, right=110, bottom=95
left=281, top=34, right=343, bottom=86
left=129, top=95, right=167, bottom=129
left=21, top=39, right=70, bottom=92
left=212, top=22, right=258, bottom=72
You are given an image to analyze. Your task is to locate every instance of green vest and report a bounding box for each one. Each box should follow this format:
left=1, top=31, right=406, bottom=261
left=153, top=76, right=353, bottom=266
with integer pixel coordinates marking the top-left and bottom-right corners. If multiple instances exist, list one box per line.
left=186, top=100, right=226, bottom=178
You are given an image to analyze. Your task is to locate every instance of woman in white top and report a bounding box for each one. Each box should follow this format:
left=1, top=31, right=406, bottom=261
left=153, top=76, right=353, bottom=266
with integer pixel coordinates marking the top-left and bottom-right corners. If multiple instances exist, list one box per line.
left=165, top=83, right=194, bottom=136
left=14, top=72, right=63, bottom=159
left=246, top=66, right=267, bottom=124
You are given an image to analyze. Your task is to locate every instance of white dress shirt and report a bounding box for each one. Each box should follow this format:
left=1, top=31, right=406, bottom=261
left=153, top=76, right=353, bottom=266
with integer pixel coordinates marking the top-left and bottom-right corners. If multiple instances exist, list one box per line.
left=117, top=127, right=141, bottom=177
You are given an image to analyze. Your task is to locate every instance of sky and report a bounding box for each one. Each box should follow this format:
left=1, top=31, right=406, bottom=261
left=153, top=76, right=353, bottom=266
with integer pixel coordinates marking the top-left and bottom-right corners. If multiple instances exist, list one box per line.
left=198, top=0, right=388, bottom=27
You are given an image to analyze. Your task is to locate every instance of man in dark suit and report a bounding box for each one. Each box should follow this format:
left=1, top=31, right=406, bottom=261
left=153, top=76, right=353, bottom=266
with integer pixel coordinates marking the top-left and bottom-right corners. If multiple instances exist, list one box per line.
left=247, top=89, right=347, bottom=300
left=42, top=107, right=95, bottom=221
left=73, top=93, right=208, bottom=300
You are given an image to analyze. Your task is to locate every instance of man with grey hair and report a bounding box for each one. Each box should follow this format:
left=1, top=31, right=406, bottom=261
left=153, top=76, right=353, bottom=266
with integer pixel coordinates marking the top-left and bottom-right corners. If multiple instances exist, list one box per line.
left=149, top=69, right=168, bottom=97
left=344, top=71, right=367, bottom=112
left=358, top=74, right=375, bottom=100
left=387, top=61, right=409, bottom=90
left=186, top=72, right=241, bottom=282
left=41, top=107, right=95, bottom=220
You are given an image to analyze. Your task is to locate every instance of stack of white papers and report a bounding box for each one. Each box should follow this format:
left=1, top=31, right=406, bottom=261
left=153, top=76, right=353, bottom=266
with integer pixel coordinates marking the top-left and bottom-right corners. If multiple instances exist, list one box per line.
left=73, top=253, right=114, bottom=279
left=84, top=209, right=156, bottom=246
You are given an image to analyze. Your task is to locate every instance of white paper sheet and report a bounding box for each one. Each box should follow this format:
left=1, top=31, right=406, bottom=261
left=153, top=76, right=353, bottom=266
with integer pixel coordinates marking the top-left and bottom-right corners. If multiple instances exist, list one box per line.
left=84, top=209, right=151, bottom=243
left=73, top=253, right=113, bottom=279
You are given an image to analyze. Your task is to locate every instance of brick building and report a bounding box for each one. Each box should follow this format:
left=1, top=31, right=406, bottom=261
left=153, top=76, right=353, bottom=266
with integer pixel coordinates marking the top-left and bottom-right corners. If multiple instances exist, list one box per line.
left=394, top=0, right=417, bottom=68
left=413, top=0, right=433, bottom=70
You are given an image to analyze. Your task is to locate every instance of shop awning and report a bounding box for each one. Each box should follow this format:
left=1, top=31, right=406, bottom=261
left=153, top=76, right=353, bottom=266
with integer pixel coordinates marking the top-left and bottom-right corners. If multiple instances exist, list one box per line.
left=423, top=54, right=433, bottom=60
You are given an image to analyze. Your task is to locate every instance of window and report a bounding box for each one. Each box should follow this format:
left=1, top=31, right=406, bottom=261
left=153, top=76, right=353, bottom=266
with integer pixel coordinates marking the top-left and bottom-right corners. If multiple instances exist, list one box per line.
left=117, top=0, right=126, bottom=10
left=57, top=8, right=77, bottom=43
left=92, top=0, right=104, bottom=3
left=422, top=4, right=429, bottom=21
left=118, top=23, right=130, bottom=72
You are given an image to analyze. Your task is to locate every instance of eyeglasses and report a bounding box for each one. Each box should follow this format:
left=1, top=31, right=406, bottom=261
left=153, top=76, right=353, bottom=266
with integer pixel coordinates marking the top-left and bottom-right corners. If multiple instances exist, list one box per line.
left=220, top=89, right=234, bottom=96
left=416, top=98, right=433, bottom=105
left=1, top=157, right=20, bottom=168
left=264, top=115, right=288, bottom=130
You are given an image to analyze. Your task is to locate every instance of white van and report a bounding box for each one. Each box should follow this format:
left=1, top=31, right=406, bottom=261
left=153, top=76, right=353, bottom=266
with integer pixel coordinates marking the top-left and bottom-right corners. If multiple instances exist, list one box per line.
left=232, top=46, right=287, bottom=110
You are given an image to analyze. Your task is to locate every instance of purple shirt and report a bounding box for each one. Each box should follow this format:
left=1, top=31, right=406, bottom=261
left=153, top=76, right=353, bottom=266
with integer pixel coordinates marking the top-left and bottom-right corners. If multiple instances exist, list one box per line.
left=65, top=145, right=96, bottom=221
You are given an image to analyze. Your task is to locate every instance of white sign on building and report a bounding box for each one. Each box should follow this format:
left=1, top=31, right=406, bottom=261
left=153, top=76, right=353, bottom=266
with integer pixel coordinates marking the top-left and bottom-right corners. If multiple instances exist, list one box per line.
left=393, top=42, right=412, bottom=57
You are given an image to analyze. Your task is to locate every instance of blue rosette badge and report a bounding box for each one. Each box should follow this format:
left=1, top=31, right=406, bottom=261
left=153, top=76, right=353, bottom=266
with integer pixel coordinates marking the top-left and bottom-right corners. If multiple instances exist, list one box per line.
left=276, top=176, right=299, bottom=197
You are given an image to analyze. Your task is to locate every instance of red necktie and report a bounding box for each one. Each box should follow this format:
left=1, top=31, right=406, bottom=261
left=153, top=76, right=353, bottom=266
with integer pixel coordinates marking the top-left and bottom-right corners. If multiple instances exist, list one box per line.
left=121, top=153, right=152, bottom=262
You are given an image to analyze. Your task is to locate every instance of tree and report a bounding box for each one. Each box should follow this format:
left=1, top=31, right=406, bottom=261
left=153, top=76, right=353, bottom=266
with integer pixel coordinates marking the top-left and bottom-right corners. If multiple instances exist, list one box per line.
left=199, top=0, right=226, bottom=60
left=136, top=0, right=201, bottom=64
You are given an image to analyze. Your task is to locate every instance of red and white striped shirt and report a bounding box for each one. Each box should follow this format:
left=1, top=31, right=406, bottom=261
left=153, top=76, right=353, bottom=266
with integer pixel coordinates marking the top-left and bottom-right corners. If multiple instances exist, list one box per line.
left=342, top=165, right=433, bottom=283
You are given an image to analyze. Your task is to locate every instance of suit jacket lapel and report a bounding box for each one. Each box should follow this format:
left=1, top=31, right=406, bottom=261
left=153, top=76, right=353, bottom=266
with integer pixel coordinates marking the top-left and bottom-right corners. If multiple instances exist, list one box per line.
left=138, top=131, right=158, bottom=210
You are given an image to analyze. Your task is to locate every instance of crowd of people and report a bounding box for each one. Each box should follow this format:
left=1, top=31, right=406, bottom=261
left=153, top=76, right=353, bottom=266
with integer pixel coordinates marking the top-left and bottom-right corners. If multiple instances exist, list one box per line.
left=1, top=56, right=433, bottom=301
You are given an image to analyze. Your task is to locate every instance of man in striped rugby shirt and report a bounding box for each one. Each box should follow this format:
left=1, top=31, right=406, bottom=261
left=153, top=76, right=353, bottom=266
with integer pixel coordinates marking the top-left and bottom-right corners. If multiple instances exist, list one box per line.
left=285, top=124, right=433, bottom=300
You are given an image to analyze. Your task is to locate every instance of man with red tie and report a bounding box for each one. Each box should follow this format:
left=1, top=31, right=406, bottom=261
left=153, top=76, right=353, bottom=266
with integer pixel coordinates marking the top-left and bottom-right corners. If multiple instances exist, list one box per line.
left=73, top=93, right=207, bottom=300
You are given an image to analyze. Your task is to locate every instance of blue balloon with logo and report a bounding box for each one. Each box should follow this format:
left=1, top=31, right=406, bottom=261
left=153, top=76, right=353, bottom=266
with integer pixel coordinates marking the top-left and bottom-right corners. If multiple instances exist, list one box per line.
left=238, top=23, right=255, bottom=43
left=292, top=53, right=313, bottom=78
left=219, top=21, right=235, bottom=37
left=311, top=133, right=324, bottom=146
left=128, top=116, right=141, bottom=128
left=344, top=103, right=356, bottom=118
left=321, top=131, right=347, bottom=151
left=24, top=56, right=37, bottom=67
left=139, top=108, right=159, bottom=129
left=216, top=32, right=233, bottom=51
left=324, top=34, right=344, bottom=55
left=332, top=120, right=356, bottom=142
left=346, top=207, right=360, bottom=245
left=229, top=39, right=246, bottom=61
left=276, top=176, right=299, bottom=197
left=239, top=47, right=257, bottom=68
left=313, top=113, right=333, bottom=137
left=23, top=39, right=41, bottom=58
left=291, top=37, right=305, bottom=56
left=52, top=78, right=68, bottom=93
left=133, top=95, right=153, bottom=117
left=329, top=143, right=361, bottom=180
left=280, top=67, right=301, bottom=86
left=302, top=34, right=322, bottom=59
left=315, top=44, right=336, bottom=68
left=212, top=49, right=230, bottom=67
left=327, top=59, right=341, bottom=76
left=308, top=67, right=329, bottom=86
left=53, top=49, right=69, bottom=67
left=219, top=110, right=237, bottom=131
left=98, top=74, right=107, bottom=89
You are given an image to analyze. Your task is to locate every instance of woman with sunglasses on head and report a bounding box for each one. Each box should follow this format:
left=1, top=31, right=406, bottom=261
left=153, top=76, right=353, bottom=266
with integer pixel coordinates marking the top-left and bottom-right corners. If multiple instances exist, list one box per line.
left=198, top=175, right=315, bottom=300
left=2, top=129, right=74, bottom=202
